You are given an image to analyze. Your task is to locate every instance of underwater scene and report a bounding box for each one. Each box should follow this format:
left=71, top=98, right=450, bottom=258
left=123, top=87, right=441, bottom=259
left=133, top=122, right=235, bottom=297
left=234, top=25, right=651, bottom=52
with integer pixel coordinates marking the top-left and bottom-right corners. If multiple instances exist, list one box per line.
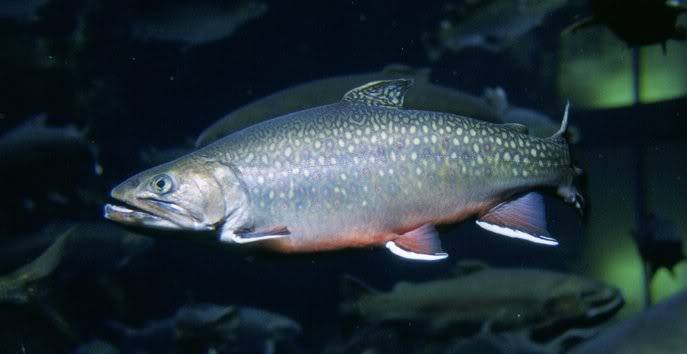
left=1, top=0, right=686, bottom=353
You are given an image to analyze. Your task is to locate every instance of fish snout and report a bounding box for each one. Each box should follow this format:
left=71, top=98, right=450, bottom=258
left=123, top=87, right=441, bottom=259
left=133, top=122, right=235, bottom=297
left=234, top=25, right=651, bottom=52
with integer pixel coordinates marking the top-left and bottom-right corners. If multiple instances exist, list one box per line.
left=110, top=177, right=141, bottom=200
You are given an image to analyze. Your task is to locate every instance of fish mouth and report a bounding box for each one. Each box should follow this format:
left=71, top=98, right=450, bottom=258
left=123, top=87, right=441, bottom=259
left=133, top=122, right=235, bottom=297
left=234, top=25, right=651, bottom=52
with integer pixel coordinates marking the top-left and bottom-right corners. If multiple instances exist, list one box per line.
left=582, top=287, right=624, bottom=320
left=532, top=286, right=624, bottom=342
left=104, top=203, right=181, bottom=230
left=104, top=198, right=212, bottom=231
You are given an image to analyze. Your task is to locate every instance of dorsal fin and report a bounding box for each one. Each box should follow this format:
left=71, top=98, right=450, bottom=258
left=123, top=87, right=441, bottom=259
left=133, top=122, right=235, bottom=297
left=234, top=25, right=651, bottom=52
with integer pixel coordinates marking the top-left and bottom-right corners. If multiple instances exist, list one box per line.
left=342, top=79, right=413, bottom=108
left=501, top=123, right=529, bottom=134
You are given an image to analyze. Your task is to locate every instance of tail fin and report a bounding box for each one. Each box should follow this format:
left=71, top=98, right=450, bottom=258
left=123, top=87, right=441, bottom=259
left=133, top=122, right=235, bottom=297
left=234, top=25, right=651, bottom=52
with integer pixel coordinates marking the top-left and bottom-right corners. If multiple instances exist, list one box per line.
left=551, top=101, right=585, bottom=214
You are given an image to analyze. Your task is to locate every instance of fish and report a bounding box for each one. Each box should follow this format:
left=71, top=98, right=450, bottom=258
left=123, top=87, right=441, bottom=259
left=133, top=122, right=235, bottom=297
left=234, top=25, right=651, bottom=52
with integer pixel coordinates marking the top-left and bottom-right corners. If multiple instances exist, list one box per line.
left=566, top=0, right=687, bottom=50
left=568, top=289, right=687, bottom=354
left=340, top=262, right=624, bottom=339
left=195, top=64, right=562, bottom=147
left=104, top=79, right=583, bottom=261
left=428, top=0, right=568, bottom=59
left=0, top=227, right=73, bottom=305
left=130, top=0, right=268, bottom=47
left=0, top=222, right=153, bottom=342
left=109, top=304, right=301, bottom=354
left=0, top=222, right=153, bottom=304
left=0, top=114, right=102, bottom=233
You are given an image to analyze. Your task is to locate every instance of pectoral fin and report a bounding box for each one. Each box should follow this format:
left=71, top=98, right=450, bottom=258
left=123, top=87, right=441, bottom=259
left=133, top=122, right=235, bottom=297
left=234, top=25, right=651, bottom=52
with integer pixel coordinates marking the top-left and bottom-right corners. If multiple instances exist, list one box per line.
left=385, top=224, right=448, bottom=261
left=476, top=192, right=558, bottom=246
left=220, top=224, right=290, bottom=244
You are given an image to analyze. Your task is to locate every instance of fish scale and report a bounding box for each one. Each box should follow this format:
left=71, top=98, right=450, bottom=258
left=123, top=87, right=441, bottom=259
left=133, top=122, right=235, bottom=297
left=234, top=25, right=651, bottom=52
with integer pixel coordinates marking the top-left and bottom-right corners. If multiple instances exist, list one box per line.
left=105, top=79, right=581, bottom=260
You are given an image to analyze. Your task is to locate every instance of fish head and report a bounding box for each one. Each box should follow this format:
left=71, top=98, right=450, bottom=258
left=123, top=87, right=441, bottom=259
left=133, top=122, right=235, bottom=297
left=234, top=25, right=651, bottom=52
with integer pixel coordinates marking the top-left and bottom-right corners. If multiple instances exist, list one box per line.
left=104, top=157, right=241, bottom=232
left=544, top=274, right=624, bottom=324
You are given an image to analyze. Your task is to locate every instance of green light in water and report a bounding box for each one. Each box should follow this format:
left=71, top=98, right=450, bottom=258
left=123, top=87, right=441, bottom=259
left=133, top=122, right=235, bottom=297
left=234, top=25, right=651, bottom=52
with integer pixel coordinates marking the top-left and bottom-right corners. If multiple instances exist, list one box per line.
left=558, top=26, right=687, bottom=109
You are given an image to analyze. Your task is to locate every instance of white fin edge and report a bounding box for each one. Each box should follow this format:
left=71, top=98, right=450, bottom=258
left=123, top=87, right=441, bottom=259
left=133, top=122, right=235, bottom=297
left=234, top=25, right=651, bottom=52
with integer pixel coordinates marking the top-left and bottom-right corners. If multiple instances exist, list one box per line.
left=476, top=221, right=559, bottom=246
left=219, top=229, right=287, bottom=244
left=385, top=241, right=449, bottom=261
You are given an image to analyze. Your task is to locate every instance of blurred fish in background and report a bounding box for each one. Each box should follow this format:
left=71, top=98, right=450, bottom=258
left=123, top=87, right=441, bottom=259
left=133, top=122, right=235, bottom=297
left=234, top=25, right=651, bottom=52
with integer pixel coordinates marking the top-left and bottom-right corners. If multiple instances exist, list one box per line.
left=335, top=262, right=623, bottom=353
left=426, top=0, right=568, bottom=59
left=569, top=288, right=687, bottom=353
left=108, top=304, right=301, bottom=354
left=566, top=0, right=687, bottom=49
left=0, top=115, right=102, bottom=235
left=0, top=222, right=153, bottom=351
left=130, top=0, right=268, bottom=48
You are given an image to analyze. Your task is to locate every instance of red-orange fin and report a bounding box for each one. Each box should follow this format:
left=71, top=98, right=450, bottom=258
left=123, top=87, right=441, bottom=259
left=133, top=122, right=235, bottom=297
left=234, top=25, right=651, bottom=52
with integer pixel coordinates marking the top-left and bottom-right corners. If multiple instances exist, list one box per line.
left=476, top=192, right=558, bottom=246
left=385, top=224, right=448, bottom=261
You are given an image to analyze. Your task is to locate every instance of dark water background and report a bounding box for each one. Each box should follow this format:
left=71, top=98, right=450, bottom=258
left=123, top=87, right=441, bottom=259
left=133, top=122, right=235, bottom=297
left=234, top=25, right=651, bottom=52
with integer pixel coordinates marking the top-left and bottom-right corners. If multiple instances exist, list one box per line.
left=1, top=0, right=686, bottom=353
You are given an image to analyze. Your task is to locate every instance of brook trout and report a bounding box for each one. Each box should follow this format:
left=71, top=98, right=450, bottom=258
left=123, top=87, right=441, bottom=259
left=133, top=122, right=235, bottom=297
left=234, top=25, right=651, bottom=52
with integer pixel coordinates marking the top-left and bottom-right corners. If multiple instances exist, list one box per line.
left=105, top=79, right=581, bottom=261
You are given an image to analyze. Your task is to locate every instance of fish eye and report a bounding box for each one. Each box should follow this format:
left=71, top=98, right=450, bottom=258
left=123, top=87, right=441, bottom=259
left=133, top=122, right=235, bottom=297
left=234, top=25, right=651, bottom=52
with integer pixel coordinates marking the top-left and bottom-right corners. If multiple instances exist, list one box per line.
left=150, top=174, right=173, bottom=194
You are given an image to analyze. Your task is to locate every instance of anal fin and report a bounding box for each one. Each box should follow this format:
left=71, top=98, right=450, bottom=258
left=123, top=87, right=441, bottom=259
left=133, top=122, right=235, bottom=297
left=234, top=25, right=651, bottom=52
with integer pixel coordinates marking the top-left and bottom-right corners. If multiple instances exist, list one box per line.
left=385, top=224, right=448, bottom=261
left=220, top=224, right=290, bottom=244
left=476, top=192, right=558, bottom=246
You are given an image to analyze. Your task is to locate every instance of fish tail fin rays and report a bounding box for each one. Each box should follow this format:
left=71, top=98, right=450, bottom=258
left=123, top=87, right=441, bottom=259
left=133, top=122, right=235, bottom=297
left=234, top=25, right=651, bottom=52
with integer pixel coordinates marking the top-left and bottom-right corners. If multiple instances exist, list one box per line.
left=385, top=224, right=449, bottom=261
left=549, top=101, right=586, bottom=214
left=476, top=192, right=559, bottom=246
